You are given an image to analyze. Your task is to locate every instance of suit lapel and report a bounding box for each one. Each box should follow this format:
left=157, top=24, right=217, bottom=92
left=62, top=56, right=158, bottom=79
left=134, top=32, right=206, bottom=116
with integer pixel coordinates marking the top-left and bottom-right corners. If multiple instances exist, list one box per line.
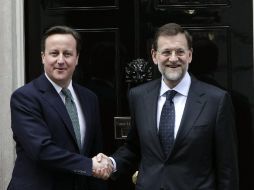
left=34, top=75, right=79, bottom=150
left=173, top=78, right=207, bottom=151
left=142, top=79, right=165, bottom=159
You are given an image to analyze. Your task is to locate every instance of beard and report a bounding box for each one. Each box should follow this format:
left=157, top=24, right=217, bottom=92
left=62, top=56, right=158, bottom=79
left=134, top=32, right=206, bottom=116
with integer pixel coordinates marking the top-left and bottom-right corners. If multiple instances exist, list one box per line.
left=158, top=62, right=188, bottom=83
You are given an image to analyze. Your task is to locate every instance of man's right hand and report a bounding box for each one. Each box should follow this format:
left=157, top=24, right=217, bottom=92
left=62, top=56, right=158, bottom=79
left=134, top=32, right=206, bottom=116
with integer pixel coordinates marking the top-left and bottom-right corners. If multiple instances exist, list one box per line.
left=92, top=153, right=113, bottom=180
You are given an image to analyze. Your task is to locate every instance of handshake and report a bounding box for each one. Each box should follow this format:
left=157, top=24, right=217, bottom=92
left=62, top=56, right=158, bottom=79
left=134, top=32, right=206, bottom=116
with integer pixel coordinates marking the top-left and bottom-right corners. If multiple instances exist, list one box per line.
left=92, top=153, right=114, bottom=180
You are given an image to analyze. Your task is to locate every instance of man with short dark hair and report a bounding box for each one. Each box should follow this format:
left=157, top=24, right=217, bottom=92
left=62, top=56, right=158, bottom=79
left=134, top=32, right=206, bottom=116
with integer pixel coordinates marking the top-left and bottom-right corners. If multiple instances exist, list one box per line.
left=8, top=25, right=111, bottom=190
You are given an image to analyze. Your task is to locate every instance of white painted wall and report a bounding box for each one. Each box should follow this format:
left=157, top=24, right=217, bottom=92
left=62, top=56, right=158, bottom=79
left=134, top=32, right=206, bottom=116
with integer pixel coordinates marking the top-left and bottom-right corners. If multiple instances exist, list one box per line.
left=0, top=0, right=24, bottom=189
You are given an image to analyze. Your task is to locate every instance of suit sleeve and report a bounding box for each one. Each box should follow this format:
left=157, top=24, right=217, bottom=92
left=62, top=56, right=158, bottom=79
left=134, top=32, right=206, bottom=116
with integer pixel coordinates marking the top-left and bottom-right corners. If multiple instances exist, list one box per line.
left=215, top=92, right=239, bottom=190
left=10, top=89, right=93, bottom=176
left=111, top=89, right=140, bottom=177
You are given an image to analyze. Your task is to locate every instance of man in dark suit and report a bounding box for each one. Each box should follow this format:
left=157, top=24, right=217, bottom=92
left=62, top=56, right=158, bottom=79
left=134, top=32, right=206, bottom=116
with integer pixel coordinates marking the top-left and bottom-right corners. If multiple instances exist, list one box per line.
left=95, top=23, right=239, bottom=190
left=8, top=26, right=111, bottom=190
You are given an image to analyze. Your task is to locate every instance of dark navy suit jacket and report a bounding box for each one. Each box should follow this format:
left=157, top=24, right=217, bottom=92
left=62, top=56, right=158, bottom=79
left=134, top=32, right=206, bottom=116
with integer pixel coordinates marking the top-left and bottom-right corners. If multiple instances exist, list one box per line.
left=112, top=76, right=238, bottom=190
left=8, top=74, right=106, bottom=190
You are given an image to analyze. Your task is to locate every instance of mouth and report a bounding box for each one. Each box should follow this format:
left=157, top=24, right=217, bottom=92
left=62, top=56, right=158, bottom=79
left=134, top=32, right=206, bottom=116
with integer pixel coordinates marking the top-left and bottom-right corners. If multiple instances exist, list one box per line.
left=55, top=68, right=66, bottom=71
left=165, top=64, right=179, bottom=68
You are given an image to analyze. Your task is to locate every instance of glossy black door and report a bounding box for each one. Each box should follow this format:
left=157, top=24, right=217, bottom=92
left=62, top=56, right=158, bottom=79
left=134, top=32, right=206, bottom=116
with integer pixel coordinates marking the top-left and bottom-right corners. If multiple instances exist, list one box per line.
left=25, top=0, right=253, bottom=189
left=137, top=1, right=253, bottom=189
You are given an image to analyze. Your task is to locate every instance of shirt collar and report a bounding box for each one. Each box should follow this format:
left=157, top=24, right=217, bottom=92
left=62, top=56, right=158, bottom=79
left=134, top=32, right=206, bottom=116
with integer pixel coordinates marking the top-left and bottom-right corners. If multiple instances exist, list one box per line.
left=44, top=73, right=74, bottom=94
left=160, top=72, right=191, bottom=97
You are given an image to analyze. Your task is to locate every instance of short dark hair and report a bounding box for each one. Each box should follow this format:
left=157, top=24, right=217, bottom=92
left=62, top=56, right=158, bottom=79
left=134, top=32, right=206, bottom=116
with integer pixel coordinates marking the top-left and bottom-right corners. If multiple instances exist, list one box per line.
left=152, top=23, right=192, bottom=50
left=41, top=25, right=82, bottom=54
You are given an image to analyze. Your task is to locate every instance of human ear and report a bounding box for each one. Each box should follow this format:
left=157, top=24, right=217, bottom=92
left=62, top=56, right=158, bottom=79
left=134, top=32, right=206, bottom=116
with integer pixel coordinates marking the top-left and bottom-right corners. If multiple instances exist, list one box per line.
left=151, top=49, right=158, bottom=65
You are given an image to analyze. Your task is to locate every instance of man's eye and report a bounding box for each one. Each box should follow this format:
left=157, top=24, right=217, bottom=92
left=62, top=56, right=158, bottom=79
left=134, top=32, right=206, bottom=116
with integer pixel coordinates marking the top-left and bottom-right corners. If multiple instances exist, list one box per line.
left=64, top=52, right=72, bottom=57
left=161, top=51, right=171, bottom=56
left=176, top=49, right=185, bottom=55
left=50, top=52, right=58, bottom=56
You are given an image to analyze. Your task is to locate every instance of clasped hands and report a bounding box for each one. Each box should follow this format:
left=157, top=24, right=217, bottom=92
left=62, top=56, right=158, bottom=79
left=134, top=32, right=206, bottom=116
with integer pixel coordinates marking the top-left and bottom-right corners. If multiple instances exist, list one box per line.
left=92, top=153, right=113, bottom=180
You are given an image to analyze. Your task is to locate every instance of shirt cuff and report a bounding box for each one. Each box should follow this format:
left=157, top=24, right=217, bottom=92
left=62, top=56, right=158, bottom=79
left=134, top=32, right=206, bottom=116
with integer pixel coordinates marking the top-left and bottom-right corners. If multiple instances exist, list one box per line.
left=109, top=157, right=117, bottom=172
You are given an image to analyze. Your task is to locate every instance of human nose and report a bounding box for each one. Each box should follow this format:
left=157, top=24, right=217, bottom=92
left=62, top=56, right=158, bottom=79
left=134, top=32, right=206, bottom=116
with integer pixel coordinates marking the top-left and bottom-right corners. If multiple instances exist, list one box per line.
left=57, top=54, right=65, bottom=64
left=168, top=51, right=178, bottom=61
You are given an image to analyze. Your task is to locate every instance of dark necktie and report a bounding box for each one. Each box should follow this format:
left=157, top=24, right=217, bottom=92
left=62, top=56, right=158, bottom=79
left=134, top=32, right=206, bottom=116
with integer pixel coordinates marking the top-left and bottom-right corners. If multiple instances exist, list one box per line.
left=62, top=88, right=81, bottom=150
left=159, top=90, right=177, bottom=157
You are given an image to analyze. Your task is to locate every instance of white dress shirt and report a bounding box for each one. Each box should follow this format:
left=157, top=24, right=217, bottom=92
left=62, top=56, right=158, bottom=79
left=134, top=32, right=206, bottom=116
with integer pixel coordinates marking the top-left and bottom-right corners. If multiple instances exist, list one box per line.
left=157, top=72, right=191, bottom=138
left=111, top=72, right=191, bottom=171
left=45, top=73, right=86, bottom=147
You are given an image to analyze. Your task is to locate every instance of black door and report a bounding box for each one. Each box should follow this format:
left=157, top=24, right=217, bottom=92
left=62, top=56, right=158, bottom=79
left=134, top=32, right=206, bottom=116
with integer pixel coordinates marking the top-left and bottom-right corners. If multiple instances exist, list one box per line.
left=25, top=0, right=253, bottom=189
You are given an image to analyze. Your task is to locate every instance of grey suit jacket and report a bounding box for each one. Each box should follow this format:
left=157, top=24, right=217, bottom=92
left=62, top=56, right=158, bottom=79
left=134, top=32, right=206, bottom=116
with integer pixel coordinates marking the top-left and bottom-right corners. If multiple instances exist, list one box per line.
left=112, top=76, right=238, bottom=190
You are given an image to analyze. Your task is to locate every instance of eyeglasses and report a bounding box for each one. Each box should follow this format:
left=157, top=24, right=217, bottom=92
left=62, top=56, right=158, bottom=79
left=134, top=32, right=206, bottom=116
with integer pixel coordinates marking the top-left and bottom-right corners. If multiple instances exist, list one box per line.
left=157, top=48, right=189, bottom=58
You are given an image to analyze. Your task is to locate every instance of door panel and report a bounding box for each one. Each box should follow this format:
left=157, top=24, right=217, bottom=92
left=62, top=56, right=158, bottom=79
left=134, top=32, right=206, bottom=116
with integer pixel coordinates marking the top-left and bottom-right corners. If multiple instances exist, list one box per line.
left=25, top=0, right=253, bottom=189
